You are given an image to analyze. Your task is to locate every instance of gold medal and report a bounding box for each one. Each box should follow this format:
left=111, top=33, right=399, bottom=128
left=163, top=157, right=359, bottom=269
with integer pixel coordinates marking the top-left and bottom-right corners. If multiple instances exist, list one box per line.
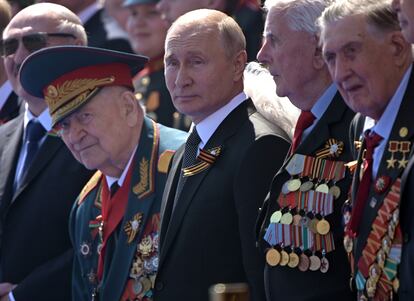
left=329, top=185, right=341, bottom=199
left=266, top=248, right=281, bottom=267
left=300, top=181, right=314, bottom=192
left=343, top=236, right=353, bottom=253
left=288, top=252, right=299, bottom=268
left=141, top=276, right=152, bottom=292
left=316, top=219, right=330, bottom=235
left=280, top=250, right=290, bottom=266
left=287, top=179, right=301, bottom=192
left=280, top=212, right=293, bottom=225
left=366, top=277, right=376, bottom=298
left=393, top=278, right=400, bottom=292
left=270, top=210, right=282, bottom=223
left=315, top=183, right=329, bottom=194
left=320, top=257, right=329, bottom=273
left=309, top=255, right=321, bottom=271
left=298, top=253, right=310, bottom=272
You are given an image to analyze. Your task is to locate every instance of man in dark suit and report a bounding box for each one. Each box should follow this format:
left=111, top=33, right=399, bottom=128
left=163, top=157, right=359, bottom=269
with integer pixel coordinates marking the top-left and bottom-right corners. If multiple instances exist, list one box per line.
left=0, top=3, right=94, bottom=301
left=319, top=0, right=414, bottom=299
left=255, top=1, right=355, bottom=300
left=154, top=9, right=290, bottom=301
left=20, top=45, right=187, bottom=301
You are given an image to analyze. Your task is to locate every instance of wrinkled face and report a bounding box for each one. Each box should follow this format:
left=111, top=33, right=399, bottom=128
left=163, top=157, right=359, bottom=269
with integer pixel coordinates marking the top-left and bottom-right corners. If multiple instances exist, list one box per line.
left=126, top=4, right=168, bottom=58
left=3, top=15, right=78, bottom=100
left=156, top=0, right=207, bottom=24
left=321, top=15, right=403, bottom=120
left=164, top=26, right=243, bottom=124
left=58, top=87, right=138, bottom=176
left=392, top=0, right=414, bottom=42
left=257, top=9, right=319, bottom=108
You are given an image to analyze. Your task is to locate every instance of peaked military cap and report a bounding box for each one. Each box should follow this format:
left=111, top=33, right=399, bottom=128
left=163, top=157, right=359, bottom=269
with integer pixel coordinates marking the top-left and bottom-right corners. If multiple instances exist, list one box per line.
left=20, top=45, right=148, bottom=126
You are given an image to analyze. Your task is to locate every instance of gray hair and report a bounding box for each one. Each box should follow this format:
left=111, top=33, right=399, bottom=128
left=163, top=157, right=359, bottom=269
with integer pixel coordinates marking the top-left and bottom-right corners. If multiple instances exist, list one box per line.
left=263, top=0, right=334, bottom=34
left=318, top=0, right=400, bottom=37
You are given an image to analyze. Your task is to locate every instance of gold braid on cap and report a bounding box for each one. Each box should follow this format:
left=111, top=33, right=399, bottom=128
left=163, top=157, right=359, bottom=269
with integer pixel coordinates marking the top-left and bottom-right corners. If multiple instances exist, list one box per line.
left=45, top=77, right=115, bottom=124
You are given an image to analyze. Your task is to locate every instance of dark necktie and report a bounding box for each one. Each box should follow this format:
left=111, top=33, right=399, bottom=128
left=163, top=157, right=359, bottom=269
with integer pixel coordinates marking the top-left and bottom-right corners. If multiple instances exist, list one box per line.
left=291, top=110, right=316, bottom=154
left=110, top=182, right=120, bottom=198
left=20, top=120, right=45, bottom=179
left=348, top=130, right=383, bottom=236
left=173, top=128, right=201, bottom=208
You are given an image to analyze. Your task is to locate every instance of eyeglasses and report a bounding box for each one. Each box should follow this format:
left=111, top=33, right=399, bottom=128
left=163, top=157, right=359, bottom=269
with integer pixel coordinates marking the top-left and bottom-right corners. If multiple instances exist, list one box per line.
left=0, top=32, right=77, bottom=56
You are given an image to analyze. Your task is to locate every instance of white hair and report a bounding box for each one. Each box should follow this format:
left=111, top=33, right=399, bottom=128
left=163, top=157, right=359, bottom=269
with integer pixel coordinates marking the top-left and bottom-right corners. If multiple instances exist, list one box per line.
left=244, top=62, right=299, bottom=139
left=263, top=0, right=334, bottom=34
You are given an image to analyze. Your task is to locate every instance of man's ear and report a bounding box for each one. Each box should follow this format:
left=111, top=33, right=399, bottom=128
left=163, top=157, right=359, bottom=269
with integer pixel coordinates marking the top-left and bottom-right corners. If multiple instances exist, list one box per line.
left=312, top=35, right=325, bottom=69
left=120, top=90, right=141, bottom=127
left=388, top=31, right=412, bottom=67
left=233, top=50, right=248, bottom=82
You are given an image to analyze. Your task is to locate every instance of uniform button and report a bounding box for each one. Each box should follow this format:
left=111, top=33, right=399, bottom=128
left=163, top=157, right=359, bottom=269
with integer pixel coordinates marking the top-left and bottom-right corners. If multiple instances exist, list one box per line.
left=155, top=281, right=164, bottom=291
left=403, top=233, right=410, bottom=243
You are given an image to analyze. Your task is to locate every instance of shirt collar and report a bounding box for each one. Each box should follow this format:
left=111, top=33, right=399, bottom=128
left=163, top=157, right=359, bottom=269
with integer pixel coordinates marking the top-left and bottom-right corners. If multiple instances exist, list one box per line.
left=310, top=83, right=337, bottom=120
left=371, top=65, right=412, bottom=139
left=105, top=145, right=137, bottom=188
left=195, top=92, right=247, bottom=148
left=23, top=103, right=52, bottom=132
left=78, top=2, right=101, bottom=24
left=0, top=81, right=12, bottom=110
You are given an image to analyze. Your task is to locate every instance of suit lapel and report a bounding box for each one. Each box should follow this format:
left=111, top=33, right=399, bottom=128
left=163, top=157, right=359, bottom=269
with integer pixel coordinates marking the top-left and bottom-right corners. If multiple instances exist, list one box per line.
left=159, top=99, right=254, bottom=268
left=12, top=135, right=63, bottom=202
left=0, top=116, right=23, bottom=204
left=101, top=118, right=160, bottom=301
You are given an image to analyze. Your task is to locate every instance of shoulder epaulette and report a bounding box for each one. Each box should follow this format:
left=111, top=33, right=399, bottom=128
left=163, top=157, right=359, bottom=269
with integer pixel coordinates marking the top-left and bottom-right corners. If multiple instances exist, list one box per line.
left=78, top=170, right=102, bottom=205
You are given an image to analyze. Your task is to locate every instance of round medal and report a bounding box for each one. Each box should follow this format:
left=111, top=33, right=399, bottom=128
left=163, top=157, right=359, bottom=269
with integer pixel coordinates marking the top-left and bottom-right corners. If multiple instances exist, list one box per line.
left=281, top=181, right=291, bottom=195
left=80, top=242, right=90, bottom=256
left=288, top=252, right=299, bottom=268
left=315, top=183, right=329, bottom=194
left=308, top=218, right=318, bottom=234
left=309, top=255, right=321, bottom=271
left=316, top=219, right=330, bottom=235
left=393, top=278, right=400, bottom=292
left=300, top=181, right=314, bottom=192
left=293, top=214, right=302, bottom=226
left=343, top=236, right=354, bottom=253
left=329, top=185, right=341, bottom=199
left=298, top=253, right=310, bottom=272
left=320, top=257, right=329, bottom=273
left=280, top=250, right=290, bottom=266
left=287, top=179, right=301, bottom=192
left=270, top=210, right=283, bottom=223
left=141, top=277, right=152, bottom=292
left=266, top=248, right=281, bottom=267
left=280, top=212, right=293, bottom=225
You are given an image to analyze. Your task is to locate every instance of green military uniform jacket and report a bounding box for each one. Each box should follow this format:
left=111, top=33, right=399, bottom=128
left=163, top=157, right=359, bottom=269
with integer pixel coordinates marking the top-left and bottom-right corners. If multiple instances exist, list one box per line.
left=70, top=117, right=186, bottom=301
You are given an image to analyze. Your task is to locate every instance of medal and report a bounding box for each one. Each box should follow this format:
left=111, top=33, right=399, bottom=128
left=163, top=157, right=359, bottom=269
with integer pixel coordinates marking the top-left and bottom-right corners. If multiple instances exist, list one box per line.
left=288, top=252, right=299, bottom=268
left=309, top=254, right=321, bottom=271
left=280, top=211, right=293, bottom=225
left=281, top=181, right=290, bottom=195
left=315, top=183, right=329, bottom=194
left=308, top=218, right=318, bottom=234
left=329, top=185, right=341, bottom=199
left=293, top=214, right=302, bottom=226
left=298, top=253, right=310, bottom=272
left=320, top=256, right=329, bottom=273
left=133, top=279, right=143, bottom=295
left=374, top=176, right=391, bottom=194
left=300, top=181, right=314, bottom=192
left=343, top=235, right=354, bottom=253
left=316, top=219, right=330, bottom=235
left=287, top=179, right=301, bottom=192
left=266, top=248, right=281, bottom=266
left=280, top=250, right=290, bottom=266
left=270, top=210, right=282, bottom=223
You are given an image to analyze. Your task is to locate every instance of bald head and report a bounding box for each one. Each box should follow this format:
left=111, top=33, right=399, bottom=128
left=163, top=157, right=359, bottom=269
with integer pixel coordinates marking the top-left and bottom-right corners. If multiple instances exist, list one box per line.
left=3, top=3, right=87, bottom=115
left=168, top=9, right=246, bottom=58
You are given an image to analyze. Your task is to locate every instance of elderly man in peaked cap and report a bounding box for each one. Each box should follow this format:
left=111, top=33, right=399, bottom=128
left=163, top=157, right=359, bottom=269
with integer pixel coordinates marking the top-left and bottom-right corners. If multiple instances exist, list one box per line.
left=20, top=45, right=187, bottom=301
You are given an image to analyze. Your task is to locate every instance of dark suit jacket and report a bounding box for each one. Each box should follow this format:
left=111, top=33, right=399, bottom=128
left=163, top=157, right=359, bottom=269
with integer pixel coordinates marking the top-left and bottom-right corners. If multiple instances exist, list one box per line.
left=257, top=93, right=356, bottom=301
left=0, top=114, right=94, bottom=301
left=0, top=91, right=21, bottom=125
left=84, top=8, right=133, bottom=53
left=350, top=69, right=414, bottom=300
left=154, top=99, right=290, bottom=301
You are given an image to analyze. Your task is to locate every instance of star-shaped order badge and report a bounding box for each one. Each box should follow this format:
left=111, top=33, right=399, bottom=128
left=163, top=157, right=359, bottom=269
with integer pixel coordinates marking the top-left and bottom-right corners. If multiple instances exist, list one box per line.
left=183, top=146, right=222, bottom=177
left=124, top=213, right=143, bottom=244
left=315, top=139, right=344, bottom=159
